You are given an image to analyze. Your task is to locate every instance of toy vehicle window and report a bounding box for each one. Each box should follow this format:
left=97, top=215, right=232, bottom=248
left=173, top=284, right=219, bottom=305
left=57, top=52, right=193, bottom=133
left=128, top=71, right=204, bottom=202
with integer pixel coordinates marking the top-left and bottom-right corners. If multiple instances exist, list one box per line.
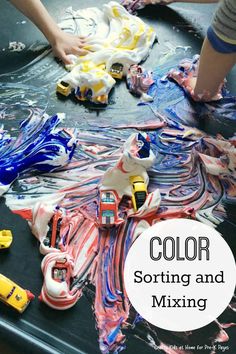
left=101, top=193, right=115, bottom=203
left=113, top=64, right=123, bottom=69
left=53, top=268, right=67, bottom=281
left=61, top=81, right=69, bottom=87
left=102, top=210, right=114, bottom=217
left=7, top=286, right=16, bottom=299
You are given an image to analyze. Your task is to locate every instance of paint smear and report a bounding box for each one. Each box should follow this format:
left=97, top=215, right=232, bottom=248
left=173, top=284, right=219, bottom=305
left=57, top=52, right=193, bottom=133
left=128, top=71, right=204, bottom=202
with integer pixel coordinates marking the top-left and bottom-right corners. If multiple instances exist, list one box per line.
left=1, top=100, right=235, bottom=354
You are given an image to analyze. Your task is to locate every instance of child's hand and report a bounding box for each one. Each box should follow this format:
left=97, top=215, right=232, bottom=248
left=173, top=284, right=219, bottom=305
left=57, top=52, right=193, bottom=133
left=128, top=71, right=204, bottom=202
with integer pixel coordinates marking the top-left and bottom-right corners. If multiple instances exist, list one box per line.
left=168, top=56, right=223, bottom=102
left=51, top=30, right=89, bottom=64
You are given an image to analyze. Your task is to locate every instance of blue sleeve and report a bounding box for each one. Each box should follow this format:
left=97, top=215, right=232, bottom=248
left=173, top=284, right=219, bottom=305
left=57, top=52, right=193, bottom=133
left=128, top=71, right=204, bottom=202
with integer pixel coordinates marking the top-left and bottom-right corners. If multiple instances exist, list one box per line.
left=207, top=26, right=236, bottom=54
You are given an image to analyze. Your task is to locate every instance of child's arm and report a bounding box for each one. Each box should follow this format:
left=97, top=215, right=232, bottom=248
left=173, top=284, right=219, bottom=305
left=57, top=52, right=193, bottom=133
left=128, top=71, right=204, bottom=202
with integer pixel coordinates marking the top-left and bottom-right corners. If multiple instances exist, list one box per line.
left=168, top=0, right=236, bottom=101
left=194, top=0, right=236, bottom=99
left=9, top=0, right=88, bottom=64
left=194, top=38, right=236, bottom=99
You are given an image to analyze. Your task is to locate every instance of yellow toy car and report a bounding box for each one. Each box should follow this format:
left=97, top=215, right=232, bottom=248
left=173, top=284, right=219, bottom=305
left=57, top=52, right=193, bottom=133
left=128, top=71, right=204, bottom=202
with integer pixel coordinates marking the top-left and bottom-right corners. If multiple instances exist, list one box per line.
left=109, top=63, right=124, bottom=79
left=56, top=81, right=72, bottom=97
left=130, top=175, right=147, bottom=211
left=0, top=230, right=13, bottom=249
left=0, top=274, right=34, bottom=313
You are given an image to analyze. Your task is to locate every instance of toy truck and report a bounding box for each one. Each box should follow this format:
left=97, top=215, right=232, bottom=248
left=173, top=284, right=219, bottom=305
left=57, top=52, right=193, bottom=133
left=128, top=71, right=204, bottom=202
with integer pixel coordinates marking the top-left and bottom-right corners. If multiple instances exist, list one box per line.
left=129, top=175, right=147, bottom=211
left=43, top=208, right=62, bottom=249
left=0, top=230, right=13, bottom=249
left=56, top=81, right=72, bottom=97
left=99, top=190, right=119, bottom=227
left=0, top=274, right=34, bottom=313
left=109, top=63, right=124, bottom=79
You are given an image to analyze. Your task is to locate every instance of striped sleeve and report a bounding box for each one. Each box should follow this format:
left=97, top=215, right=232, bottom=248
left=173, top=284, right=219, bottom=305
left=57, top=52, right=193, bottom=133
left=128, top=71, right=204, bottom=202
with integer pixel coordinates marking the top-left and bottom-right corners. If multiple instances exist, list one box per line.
left=211, top=0, right=236, bottom=44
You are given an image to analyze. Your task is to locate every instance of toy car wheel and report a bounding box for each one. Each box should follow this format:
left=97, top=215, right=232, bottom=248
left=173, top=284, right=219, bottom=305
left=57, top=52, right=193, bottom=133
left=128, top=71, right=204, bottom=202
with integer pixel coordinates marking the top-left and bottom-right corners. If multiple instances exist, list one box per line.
left=85, top=89, right=93, bottom=99
left=43, top=237, right=50, bottom=246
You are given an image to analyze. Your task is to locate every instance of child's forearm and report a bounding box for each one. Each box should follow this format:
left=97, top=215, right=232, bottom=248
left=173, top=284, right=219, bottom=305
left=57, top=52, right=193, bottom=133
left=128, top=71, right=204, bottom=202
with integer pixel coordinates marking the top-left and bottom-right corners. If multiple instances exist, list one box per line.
left=194, top=37, right=236, bottom=99
left=9, top=0, right=61, bottom=44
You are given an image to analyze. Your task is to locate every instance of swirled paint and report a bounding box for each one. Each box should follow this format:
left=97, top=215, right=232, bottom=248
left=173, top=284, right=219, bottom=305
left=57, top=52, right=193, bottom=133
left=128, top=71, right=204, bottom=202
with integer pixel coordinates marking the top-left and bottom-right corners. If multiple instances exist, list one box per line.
left=0, top=114, right=76, bottom=195
left=1, top=66, right=236, bottom=354
left=4, top=124, right=235, bottom=354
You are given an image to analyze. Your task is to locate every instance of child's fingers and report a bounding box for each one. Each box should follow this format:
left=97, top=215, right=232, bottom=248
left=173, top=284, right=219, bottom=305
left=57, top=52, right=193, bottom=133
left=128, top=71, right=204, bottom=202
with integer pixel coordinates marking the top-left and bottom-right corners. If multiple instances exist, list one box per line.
left=55, top=49, right=73, bottom=65
left=77, top=36, right=87, bottom=43
left=62, top=55, right=73, bottom=65
left=70, top=46, right=89, bottom=56
left=83, top=44, right=103, bottom=51
left=79, top=49, right=89, bottom=56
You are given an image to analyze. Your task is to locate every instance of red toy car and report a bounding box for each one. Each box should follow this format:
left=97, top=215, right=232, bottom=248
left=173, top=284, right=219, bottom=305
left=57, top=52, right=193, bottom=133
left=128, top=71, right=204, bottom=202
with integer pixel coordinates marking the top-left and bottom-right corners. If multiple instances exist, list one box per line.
left=99, top=190, right=120, bottom=227
left=43, top=208, right=62, bottom=249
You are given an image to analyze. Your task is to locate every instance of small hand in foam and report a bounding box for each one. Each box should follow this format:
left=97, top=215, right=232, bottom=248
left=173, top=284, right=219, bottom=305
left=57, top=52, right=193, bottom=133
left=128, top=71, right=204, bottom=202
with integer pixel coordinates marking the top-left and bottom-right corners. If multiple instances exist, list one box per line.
left=51, top=30, right=89, bottom=64
left=168, top=55, right=224, bottom=102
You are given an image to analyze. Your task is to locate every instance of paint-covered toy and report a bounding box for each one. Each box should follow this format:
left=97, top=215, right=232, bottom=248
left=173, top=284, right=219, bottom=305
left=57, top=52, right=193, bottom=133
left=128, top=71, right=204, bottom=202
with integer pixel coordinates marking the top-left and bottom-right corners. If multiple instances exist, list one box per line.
left=109, top=63, right=124, bottom=79
left=99, top=190, right=120, bottom=227
left=56, top=81, right=72, bottom=97
left=126, top=64, right=154, bottom=101
left=0, top=274, right=34, bottom=313
left=0, top=230, right=13, bottom=249
left=60, top=61, right=115, bottom=105
left=129, top=175, right=147, bottom=211
left=43, top=208, right=63, bottom=249
left=52, top=257, right=70, bottom=283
